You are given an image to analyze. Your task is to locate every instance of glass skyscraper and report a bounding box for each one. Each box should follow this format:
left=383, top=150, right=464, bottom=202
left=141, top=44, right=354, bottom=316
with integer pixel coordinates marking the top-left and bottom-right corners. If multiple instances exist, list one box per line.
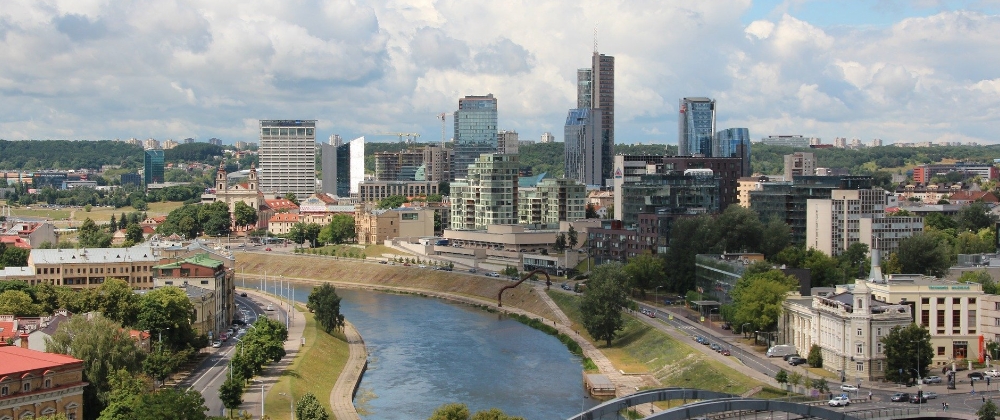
left=143, top=149, right=164, bottom=186
left=564, top=108, right=603, bottom=186
left=678, top=97, right=716, bottom=156
left=453, top=94, right=498, bottom=180
left=565, top=51, right=614, bottom=186
left=714, top=127, right=751, bottom=177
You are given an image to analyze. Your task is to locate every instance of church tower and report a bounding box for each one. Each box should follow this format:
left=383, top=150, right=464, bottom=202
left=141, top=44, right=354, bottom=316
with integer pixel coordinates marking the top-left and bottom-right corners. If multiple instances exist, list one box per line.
left=247, top=162, right=258, bottom=192
left=216, top=162, right=227, bottom=191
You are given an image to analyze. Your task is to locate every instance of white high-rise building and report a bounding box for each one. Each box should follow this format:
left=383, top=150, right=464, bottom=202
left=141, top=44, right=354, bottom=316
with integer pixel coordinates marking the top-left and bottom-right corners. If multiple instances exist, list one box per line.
left=497, top=130, right=519, bottom=155
left=540, top=132, right=555, bottom=143
left=259, top=119, right=317, bottom=197
left=806, top=189, right=923, bottom=256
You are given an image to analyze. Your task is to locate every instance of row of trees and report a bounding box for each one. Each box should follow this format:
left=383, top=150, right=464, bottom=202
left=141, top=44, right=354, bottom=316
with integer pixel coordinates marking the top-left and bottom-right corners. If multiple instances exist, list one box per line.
left=218, top=318, right=290, bottom=417
left=157, top=201, right=233, bottom=239
left=287, top=214, right=356, bottom=247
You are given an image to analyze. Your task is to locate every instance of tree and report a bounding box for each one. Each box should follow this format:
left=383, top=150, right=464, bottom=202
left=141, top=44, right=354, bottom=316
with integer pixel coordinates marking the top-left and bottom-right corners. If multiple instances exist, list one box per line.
left=426, top=194, right=444, bottom=203
left=585, top=203, right=599, bottom=219
left=470, top=408, right=525, bottom=420
left=200, top=201, right=232, bottom=237
left=807, top=344, right=823, bottom=368
left=219, top=376, right=245, bottom=417
left=132, top=387, right=209, bottom=420
left=307, top=284, right=345, bottom=334
left=810, top=378, right=830, bottom=394
left=142, top=345, right=191, bottom=386
left=429, top=403, right=471, bottom=420
left=881, top=324, right=933, bottom=385
left=802, top=249, right=845, bottom=287
left=567, top=225, right=579, bottom=249
left=788, top=371, right=803, bottom=392
left=580, top=262, right=635, bottom=347
left=837, top=242, right=869, bottom=280
left=284, top=192, right=300, bottom=206
left=288, top=223, right=308, bottom=246
left=97, top=368, right=152, bottom=420
left=136, top=286, right=198, bottom=351
left=377, top=195, right=407, bottom=209
left=233, top=201, right=258, bottom=230
left=896, top=232, right=953, bottom=276
left=715, top=205, right=763, bottom=253
left=304, top=223, right=323, bottom=247
left=553, top=233, right=566, bottom=252
left=960, top=270, right=998, bottom=294
left=0, top=290, right=41, bottom=316
left=125, top=223, right=144, bottom=244
left=760, top=216, right=791, bottom=259
left=97, top=278, right=140, bottom=326
left=318, top=216, right=355, bottom=245
left=958, top=202, right=996, bottom=233
left=79, top=217, right=113, bottom=248
left=622, top=254, right=665, bottom=295
left=775, top=369, right=788, bottom=390
left=47, top=314, right=146, bottom=419
left=0, top=243, right=29, bottom=268
left=729, top=270, right=796, bottom=333
left=979, top=400, right=998, bottom=420
left=109, top=215, right=118, bottom=232
left=924, top=212, right=957, bottom=231
left=295, top=392, right=330, bottom=420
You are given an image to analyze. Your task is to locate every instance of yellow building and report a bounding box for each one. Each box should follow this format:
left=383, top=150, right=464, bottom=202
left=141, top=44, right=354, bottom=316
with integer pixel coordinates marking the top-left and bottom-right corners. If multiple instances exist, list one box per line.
left=354, top=205, right=435, bottom=245
left=0, top=344, right=86, bottom=420
left=25, top=247, right=158, bottom=289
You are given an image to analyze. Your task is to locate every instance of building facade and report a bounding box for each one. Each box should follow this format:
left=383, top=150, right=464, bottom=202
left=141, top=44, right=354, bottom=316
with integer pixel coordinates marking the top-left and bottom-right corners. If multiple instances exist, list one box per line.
left=564, top=108, right=603, bottom=186
left=762, top=135, right=811, bottom=147
left=0, top=345, right=86, bottom=420
left=143, top=149, right=164, bottom=186
left=453, top=94, right=498, bottom=180
left=678, top=97, right=716, bottom=156
left=750, top=176, right=874, bottom=245
left=354, top=205, right=435, bottom=245
left=714, top=128, right=751, bottom=177
left=26, top=247, right=158, bottom=289
left=450, top=154, right=519, bottom=230
left=152, top=253, right=234, bottom=338
left=806, top=189, right=923, bottom=256
left=517, top=178, right=586, bottom=228
left=592, top=52, right=615, bottom=184
left=259, top=119, right=317, bottom=197
left=357, top=181, right=440, bottom=203
left=784, top=152, right=816, bottom=180
left=497, top=130, right=519, bottom=155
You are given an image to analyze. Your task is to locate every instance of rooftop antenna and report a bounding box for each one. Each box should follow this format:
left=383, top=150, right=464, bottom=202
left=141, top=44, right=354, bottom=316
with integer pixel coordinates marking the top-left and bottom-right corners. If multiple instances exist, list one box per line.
left=593, top=25, right=598, bottom=53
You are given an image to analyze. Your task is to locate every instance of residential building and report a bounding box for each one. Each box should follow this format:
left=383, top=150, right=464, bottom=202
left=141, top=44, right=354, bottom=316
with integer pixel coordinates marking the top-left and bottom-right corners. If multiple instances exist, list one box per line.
left=807, top=189, right=923, bottom=256
left=358, top=181, right=440, bottom=203
left=737, top=175, right=787, bottom=208
left=913, top=164, right=1000, bottom=184
left=762, top=135, right=810, bottom=147
left=143, top=149, right=164, bottom=186
left=894, top=182, right=968, bottom=203
left=208, top=137, right=223, bottom=146
left=540, top=132, right=555, bottom=143
left=0, top=345, right=86, bottom=420
left=750, top=176, right=874, bottom=244
left=161, top=139, right=179, bottom=150
left=678, top=97, right=715, bottom=156
left=152, top=253, right=234, bottom=338
left=450, top=154, right=519, bottom=230
left=267, top=213, right=301, bottom=236
left=422, top=144, right=453, bottom=182
left=258, top=119, right=317, bottom=197
left=354, top=205, right=435, bottom=245
left=587, top=190, right=614, bottom=209
left=453, top=94, right=498, bottom=180
left=564, top=108, right=603, bottom=186
left=517, top=178, right=586, bottom=229
left=1, top=222, right=57, bottom=248
left=14, top=310, right=71, bottom=352
left=497, top=130, right=519, bottom=155
left=143, top=138, right=160, bottom=150
left=948, top=191, right=999, bottom=205
left=586, top=220, right=656, bottom=264
left=783, top=152, right=816, bottom=180
left=714, top=127, right=751, bottom=177
left=26, top=247, right=158, bottom=289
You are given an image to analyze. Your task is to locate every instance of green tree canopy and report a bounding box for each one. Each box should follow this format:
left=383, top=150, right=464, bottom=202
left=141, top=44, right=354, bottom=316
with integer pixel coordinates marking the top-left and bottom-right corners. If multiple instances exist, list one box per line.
left=307, top=284, right=345, bottom=334
left=97, top=278, right=140, bottom=326
left=79, top=217, right=113, bottom=248
left=959, top=270, right=998, bottom=294
left=136, top=286, right=198, bottom=350
left=895, top=232, right=953, bottom=276
left=622, top=254, right=665, bottom=295
left=284, top=192, right=300, bottom=206
left=233, top=201, right=258, bottom=230
left=957, top=202, right=997, bottom=232
left=0, top=289, right=42, bottom=316
left=580, top=262, right=635, bottom=347
left=377, top=195, right=407, bottom=209
left=318, top=214, right=356, bottom=245
left=980, top=399, right=999, bottom=420
left=729, top=269, right=796, bottom=333
left=295, top=392, right=330, bottom=420
left=881, top=323, right=933, bottom=385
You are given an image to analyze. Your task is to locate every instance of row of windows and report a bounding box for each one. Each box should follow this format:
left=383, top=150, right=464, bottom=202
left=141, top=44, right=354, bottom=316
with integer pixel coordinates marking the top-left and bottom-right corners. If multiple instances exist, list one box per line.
left=38, top=265, right=151, bottom=275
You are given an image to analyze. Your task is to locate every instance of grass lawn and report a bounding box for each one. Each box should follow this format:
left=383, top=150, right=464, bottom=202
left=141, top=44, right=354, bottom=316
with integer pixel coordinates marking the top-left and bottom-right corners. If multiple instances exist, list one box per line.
left=303, top=243, right=411, bottom=259
left=547, top=291, right=782, bottom=397
left=264, top=305, right=349, bottom=419
left=2, top=200, right=184, bottom=227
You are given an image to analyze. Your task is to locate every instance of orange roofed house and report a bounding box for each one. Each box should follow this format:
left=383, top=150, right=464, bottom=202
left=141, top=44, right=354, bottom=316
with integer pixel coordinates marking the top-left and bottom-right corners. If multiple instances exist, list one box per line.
left=0, top=344, right=87, bottom=420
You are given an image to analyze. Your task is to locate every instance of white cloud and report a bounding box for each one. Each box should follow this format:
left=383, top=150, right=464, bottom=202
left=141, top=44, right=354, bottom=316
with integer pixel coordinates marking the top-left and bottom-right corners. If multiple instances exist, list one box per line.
left=0, top=1, right=997, bottom=145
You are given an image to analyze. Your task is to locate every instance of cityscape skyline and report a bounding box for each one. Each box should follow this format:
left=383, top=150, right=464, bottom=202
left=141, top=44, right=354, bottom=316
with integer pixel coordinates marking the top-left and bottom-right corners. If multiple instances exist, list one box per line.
left=1, top=1, right=999, bottom=145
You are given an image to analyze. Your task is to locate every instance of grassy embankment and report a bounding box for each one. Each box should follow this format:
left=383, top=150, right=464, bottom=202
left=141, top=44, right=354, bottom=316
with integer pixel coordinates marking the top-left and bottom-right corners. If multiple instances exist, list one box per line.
left=2, top=200, right=183, bottom=227
left=264, top=306, right=349, bottom=419
left=300, top=244, right=410, bottom=258
left=547, top=291, right=786, bottom=400
left=236, top=253, right=561, bottom=321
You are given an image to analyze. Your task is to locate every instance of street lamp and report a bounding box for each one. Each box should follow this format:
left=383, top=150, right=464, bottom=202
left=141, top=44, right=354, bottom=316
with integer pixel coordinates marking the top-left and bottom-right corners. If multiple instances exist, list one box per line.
left=741, top=323, right=751, bottom=337
left=158, top=327, right=171, bottom=344
left=279, top=392, right=296, bottom=420
left=655, top=286, right=663, bottom=306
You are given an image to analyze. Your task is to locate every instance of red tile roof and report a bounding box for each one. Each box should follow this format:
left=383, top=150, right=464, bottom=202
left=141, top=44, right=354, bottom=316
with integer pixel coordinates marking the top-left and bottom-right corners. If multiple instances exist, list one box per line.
left=949, top=191, right=999, bottom=203
left=265, top=199, right=300, bottom=210
left=0, top=236, right=31, bottom=249
left=0, top=346, right=84, bottom=376
left=0, top=321, right=16, bottom=341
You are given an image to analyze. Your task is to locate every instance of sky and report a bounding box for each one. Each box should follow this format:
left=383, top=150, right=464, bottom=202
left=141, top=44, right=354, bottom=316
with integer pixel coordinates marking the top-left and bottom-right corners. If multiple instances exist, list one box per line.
left=1, top=0, right=999, bottom=146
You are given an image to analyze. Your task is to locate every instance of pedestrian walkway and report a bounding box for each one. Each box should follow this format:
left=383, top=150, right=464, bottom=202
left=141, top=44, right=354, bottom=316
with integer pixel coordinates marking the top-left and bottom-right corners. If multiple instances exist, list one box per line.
left=237, top=289, right=306, bottom=418
left=330, top=322, right=366, bottom=420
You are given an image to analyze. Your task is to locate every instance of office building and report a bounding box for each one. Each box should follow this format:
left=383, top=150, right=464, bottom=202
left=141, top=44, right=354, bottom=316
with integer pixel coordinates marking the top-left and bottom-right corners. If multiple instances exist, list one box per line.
left=564, top=108, right=603, bottom=186
left=450, top=154, right=519, bottom=230
left=715, top=128, right=751, bottom=177
left=619, top=171, right=720, bottom=228
left=807, top=189, right=922, bottom=256
left=784, top=152, right=816, bottom=180
left=358, top=180, right=440, bottom=203
left=453, top=94, right=498, bottom=180
left=374, top=150, right=424, bottom=181
left=498, top=130, right=519, bottom=155
left=750, top=176, right=874, bottom=244
left=518, top=178, right=586, bottom=228
left=678, top=97, right=715, bottom=156
left=541, top=132, right=555, bottom=143
left=26, top=247, right=158, bottom=289
left=912, top=163, right=1000, bottom=184
left=761, top=135, right=810, bottom=147
left=592, top=53, right=615, bottom=183
left=121, top=173, right=142, bottom=187
left=321, top=136, right=364, bottom=197
left=258, top=119, right=317, bottom=197
left=663, top=156, right=744, bottom=210
left=143, top=149, right=164, bottom=187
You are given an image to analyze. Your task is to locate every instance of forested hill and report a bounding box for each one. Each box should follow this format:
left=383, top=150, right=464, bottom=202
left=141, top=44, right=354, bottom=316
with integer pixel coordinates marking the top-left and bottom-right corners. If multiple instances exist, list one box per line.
left=0, top=140, right=144, bottom=170
left=750, top=144, right=1000, bottom=175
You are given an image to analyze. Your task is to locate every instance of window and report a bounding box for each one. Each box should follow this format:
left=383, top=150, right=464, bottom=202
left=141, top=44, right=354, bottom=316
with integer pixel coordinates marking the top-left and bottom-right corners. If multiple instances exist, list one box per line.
left=856, top=362, right=864, bottom=371
left=1, top=385, right=7, bottom=396
left=954, top=298, right=961, bottom=305
left=402, top=213, right=419, bottom=220
left=877, top=343, right=883, bottom=354
left=922, top=297, right=930, bottom=304
left=938, top=298, right=945, bottom=305
left=23, top=382, right=30, bottom=392
left=953, top=310, right=961, bottom=328
left=938, top=346, right=946, bottom=356
left=857, top=328, right=863, bottom=336
left=937, top=310, right=945, bottom=327
left=921, top=310, right=929, bottom=326
left=857, top=343, right=864, bottom=354
left=877, top=327, right=883, bottom=336
left=877, top=361, right=883, bottom=371
left=44, top=378, right=51, bottom=388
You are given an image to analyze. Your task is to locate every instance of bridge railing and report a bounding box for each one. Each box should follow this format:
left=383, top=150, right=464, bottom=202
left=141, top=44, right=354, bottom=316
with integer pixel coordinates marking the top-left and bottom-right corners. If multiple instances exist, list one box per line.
left=848, top=407, right=921, bottom=419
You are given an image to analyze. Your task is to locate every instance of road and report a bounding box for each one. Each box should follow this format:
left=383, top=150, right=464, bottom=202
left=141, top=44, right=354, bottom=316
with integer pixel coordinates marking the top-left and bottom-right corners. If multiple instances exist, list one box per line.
left=178, top=292, right=289, bottom=417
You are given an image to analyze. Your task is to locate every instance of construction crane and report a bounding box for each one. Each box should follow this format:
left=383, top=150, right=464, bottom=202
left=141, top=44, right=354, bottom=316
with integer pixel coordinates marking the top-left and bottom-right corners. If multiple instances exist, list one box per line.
left=373, top=132, right=421, bottom=143
left=437, top=113, right=448, bottom=145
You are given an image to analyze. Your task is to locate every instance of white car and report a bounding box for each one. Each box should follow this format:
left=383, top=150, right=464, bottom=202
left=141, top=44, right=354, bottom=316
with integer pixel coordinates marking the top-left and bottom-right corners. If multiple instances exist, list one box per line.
left=828, top=396, right=851, bottom=407
left=986, top=369, right=1000, bottom=377
left=266, top=304, right=274, bottom=311
left=211, top=341, right=221, bottom=348
left=840, top=384, right=859, bottom=392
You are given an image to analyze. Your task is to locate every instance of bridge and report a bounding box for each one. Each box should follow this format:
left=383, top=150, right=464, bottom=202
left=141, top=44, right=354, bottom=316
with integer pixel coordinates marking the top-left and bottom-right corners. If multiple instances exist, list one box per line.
left=567, top=388, right=941, bottom=420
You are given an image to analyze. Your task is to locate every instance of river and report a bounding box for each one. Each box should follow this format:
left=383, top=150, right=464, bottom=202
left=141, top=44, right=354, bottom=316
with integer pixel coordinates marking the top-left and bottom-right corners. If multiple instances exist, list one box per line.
left=278, top=283, right=598, bottom=420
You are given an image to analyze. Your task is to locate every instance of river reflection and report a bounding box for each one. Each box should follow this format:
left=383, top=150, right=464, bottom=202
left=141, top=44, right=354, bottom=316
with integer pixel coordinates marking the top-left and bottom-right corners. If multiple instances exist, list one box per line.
left=283, top=284, right=597, bottom=419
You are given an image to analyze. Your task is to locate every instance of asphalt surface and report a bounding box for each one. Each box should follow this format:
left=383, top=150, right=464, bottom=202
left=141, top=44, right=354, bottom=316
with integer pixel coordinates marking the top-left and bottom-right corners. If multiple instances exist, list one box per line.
left=178, top=292, right=288, bottom=417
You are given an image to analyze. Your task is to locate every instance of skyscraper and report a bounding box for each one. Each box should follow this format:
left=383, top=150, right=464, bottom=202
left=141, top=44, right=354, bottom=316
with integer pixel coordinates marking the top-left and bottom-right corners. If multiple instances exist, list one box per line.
left=714, top=128, right=751, bottom=177
left=453, top=94, right=498, bottom=180
left=322, top=136, right=365, bottom=197
left=143, top=149, right=164, bottom=186
left=259, top=119, right=317, bottom=197
left=592, top=53, right=615, bottom=184
left=678, top=97, right=716, bottom=156
left=564, top=108, right=603, bottom=186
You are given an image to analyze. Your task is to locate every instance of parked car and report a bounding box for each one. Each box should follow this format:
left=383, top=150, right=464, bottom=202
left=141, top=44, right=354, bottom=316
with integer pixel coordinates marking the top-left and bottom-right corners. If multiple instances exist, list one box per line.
left=240, top=292, right=248, bottom=297
left=909, top=394, right=927, bottom=404
left=211, top=341, right=221, bottom=348
left=828, top=396, right=850, bottom=407
left=468, top=268, right=477, bottom=273
left=710, top=343, right=721, bottom=352
left=923, top=391, right=938, bottom=399
left=890, top=393, right=910, bottom=402
left=266, top=304, right=274, bottom=311
left=969, top=372, right=985, bottom=381
left=378, top=260, right=387, bottom=264
left=840, top=384, right=859, bottom=392
left=986, top=369, right=1000, bottom=377
left=721, top=323, right=732, bottom=330
left=265, top=247, right=272, bottom=251
left=721, top=349, right=731, bottom=356
left=787, top=357, right=807, bottom=366
left=782, top=354, right=801, bottom=362
left=922, top=375, right=942, bottom=384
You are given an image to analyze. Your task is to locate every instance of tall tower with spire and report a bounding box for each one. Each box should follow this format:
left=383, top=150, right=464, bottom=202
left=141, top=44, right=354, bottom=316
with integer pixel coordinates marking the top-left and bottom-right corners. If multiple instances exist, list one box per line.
left=216, top=162, right=227, bottom=192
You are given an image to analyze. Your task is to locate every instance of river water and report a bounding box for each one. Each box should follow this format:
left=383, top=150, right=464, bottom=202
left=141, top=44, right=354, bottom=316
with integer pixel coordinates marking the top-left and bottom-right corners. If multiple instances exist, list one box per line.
left=281, top=284, right=598, bottom=420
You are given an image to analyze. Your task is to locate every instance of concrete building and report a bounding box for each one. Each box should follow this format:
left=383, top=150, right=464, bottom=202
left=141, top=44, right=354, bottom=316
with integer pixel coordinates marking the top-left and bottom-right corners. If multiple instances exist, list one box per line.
left=564, top=108, right=603, bottom=186
left=541, top=132, right=555, bottom=143
left=1, top=222, right=57, bottom=248
left=737, top=175, right=787, bottom=208
left=453, top=94, right=498, bottom=180
left=259, top=119, right=317, bottom=197
left=354, top=205, right=435, bottom=245
left=357, top=181, right=440, bottom=203
left=497, top=130, right=519, bottom=155
left=0, top=345, right=86, bottom=420
left=421, top=144, right=453, bottom=182
left=678, top=97, right=715, bottom=156
left=450, top=154, right=519, bottom=230
left=161, top=139, right=179, bottom=150
left=663, top=156, right=744, bottom=210
left=750, top=176, right=874, bottom=245
left=517, top=178, right=586, bottom=229
left=26, top=247, right=158, bottom=289
left=913, top=164, right=999, bottom=184
left=894, top=182, right=968, bottom=203
left=374, top=149, right=424, bottom=181
left=807, top=189, right=923, bottom=256
left=783, top=152, right=816, bottom=180
left=153, top=253, right=234, bottom=339
left=762, top=135, right=810, bottom=147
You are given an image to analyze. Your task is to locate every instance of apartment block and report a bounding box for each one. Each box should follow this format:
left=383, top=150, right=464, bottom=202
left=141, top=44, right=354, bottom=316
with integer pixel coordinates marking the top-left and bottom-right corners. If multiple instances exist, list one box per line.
left=450, top=154, right=519, bottom=230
